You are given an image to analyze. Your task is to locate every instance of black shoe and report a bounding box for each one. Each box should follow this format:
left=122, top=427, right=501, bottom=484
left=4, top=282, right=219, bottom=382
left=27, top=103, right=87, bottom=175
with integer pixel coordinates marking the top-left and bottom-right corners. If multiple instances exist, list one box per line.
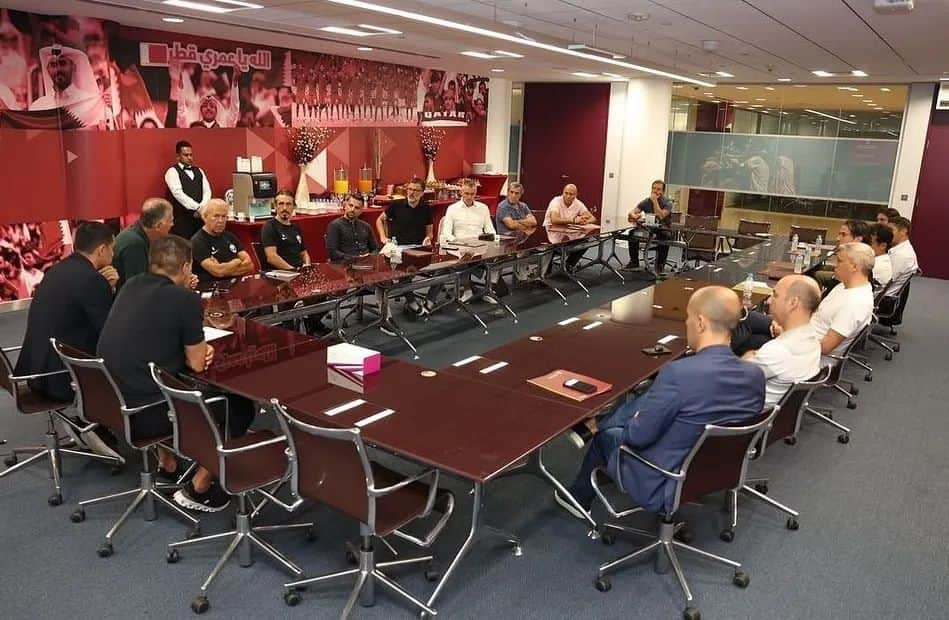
left=156, top=461, right=191, bottom=484
left=173, top=481, right=230, bottom=513
left=565, top=423, right=593, bottom=449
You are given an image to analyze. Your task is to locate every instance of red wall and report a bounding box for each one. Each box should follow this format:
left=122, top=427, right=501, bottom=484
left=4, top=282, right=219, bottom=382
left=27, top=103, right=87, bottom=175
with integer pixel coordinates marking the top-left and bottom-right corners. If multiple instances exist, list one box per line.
left=912, top=95, right=949, bottom=280
left=520, top=83, right=610, bottom=215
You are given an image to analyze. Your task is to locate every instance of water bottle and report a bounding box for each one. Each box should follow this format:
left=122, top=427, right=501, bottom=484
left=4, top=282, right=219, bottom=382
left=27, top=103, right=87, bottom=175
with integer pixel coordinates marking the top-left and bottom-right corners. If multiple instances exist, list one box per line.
left=390, top=237, right=402, bottom=265
left=791, top=232, right=799, bottom=251
left=813, top=235, right=823, bottom=258
left=742, top=273, right=754, bottom=309
left=793, top=252, right=804, bottom=274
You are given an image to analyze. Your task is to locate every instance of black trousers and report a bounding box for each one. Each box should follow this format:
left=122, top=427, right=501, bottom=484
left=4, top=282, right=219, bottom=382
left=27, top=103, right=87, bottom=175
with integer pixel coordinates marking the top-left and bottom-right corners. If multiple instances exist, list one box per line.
left=130, top=393, right=256, bottom=443
left=626, top=229, right=672, bottom=270
left=731, top=310, right=774, bottom=357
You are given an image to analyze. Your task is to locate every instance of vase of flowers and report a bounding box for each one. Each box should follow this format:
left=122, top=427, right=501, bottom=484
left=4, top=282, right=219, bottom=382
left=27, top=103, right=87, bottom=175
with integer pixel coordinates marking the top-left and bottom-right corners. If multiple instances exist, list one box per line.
left=419, top=126, right=446, bottom=186
left=288, top=125, right=332, bottom=207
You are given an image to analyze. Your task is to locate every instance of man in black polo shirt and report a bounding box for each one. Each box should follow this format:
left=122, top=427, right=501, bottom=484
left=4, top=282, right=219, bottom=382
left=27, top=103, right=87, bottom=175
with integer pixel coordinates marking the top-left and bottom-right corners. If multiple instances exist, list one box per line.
left=326, top=194, right=378, bottom=262
left=112, top=197, right=175, bottom=289
left=16, top=222, right=117, bottom=402
left=260, top=190, right=310, bottom=270
left=98, top=236, right=255, bottom=512
left=624, top=179, right=674, bottom=272
left=165, top=140, right=212, bottom=239
left=375, top=177, right=432, bottom=246
left=191, top=199, right=254, bottom=284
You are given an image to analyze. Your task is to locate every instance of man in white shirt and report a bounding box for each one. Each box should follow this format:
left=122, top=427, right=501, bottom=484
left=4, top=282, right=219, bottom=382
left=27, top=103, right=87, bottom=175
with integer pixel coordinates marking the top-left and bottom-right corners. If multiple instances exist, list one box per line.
left=867, top=223, right=893, bottom=289
left=743, top=275, right=822, bottom=409
left=806, top=242, right=875, bottom=359
left=886, top=216, right=918, bottom=296
left=543, top=184, right=596, bottom=272
left=165, top=140, right=212, bottom=239
left=439, top=178, right=494, bottom=244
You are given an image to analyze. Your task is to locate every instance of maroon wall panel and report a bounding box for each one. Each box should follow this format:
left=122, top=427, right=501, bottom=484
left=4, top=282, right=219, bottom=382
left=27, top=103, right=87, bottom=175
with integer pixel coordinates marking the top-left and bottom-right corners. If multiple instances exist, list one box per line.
left=912, top=104, right=949, bottom=280
left=687, top=101, right=731, bottom=217
left=521, top=83, right=610, bottom=215
left=63, top=130, right=127, bottom=221
left=0, top=130, right=67, bottom=224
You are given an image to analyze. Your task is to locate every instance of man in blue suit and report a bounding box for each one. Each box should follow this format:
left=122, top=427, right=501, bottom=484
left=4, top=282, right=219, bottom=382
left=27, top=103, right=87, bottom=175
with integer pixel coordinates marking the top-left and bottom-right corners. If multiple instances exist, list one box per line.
left=556, top=285, right=766, bottom=518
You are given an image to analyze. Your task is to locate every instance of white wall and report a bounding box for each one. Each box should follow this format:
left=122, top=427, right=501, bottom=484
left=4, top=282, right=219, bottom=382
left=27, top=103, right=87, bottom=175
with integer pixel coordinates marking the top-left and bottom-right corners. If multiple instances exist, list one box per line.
left=484, top=77, right=512, bottom=191
left=601, top=79, right=673, bottom=232
left=889, top=83, right=934, bottom=218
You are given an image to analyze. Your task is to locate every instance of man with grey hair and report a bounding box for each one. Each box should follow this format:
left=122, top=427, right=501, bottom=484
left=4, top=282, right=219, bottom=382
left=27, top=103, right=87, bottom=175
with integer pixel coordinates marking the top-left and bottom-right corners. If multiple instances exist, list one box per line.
left=805, top=242, right=874, bottom=358
left=191, top=198, right=254, bottom=284
left=743, top=275, right=822, bottom=408
left=557, top=285, right=765, bottom=518
left=113, top=198, right=176, bottom=289
left=496, top=182, right=536, bottom=234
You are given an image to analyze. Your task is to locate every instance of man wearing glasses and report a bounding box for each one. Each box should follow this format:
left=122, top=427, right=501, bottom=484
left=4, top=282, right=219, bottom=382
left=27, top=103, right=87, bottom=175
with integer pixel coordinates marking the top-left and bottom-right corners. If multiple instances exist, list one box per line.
left=375, top=177, right=433, bottom=247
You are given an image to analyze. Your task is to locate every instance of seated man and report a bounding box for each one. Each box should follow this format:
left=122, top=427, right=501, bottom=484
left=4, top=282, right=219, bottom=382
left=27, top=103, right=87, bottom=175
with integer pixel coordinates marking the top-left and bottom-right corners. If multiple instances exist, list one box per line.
left=624, top=179, right=673, bottom=272
left=496, top=182, right=536, bottom=234
left=191, top=199, right=254, bottom=284
left=556, top=286, right=765, bottom=518
left=867, top=223, right=893, bottom=289
left=261, top=190, right=310, bottom=270
left=543, top=183, right=596, bottom=272
left=742, top=275, right=822, bottom=409
left=439, top=178, right=497, bottom=301
left=807, top=242, right=876, bottom=359
left=14, top=222, right=120, bottom=456
left=376, top=177, right=432, bottom=246
left=98, top=236, right=256, bottom=512
left=326, top=193, right=378, bottom=262
left=814, top=219, right=870, bottom=290
left=113, top=197, right=175, bottom=289
left=886, top=216, right=918, bottom=295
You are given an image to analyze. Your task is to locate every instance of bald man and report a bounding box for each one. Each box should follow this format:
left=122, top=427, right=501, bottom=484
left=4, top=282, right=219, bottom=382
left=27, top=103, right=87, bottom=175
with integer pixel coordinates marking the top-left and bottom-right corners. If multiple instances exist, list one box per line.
left=557, top=286, right=765, bottom=518
left=543, top=184, right=596, bottom=272
left=190, top=199, right=254, bottom=284
left=742, top=275, right=822, bottom=408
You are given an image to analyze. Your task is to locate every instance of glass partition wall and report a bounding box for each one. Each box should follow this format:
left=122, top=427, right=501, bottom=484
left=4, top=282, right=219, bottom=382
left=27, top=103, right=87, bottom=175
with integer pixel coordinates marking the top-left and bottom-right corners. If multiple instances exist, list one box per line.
left=666, top=84, right=907, bottom=234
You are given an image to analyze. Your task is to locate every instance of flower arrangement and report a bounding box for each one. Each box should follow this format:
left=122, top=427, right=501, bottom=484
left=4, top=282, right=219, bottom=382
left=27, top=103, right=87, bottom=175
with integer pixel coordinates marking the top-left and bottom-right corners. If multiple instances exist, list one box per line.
left=419, top=126, right=446, bottom=161
left=288, top=126, right=332, bottom=166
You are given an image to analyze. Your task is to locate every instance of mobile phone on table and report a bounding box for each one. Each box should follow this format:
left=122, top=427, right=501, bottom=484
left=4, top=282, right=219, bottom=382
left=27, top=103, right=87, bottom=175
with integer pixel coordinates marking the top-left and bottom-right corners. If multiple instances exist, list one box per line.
left=563, top=378, right=597, bottom=394
left=641, top=343, right=672, bottom=357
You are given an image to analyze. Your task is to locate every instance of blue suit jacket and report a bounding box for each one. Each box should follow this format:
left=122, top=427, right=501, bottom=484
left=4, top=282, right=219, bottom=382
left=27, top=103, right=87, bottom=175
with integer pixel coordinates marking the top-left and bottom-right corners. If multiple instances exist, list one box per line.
left=607, top=345, right=765, bottom=514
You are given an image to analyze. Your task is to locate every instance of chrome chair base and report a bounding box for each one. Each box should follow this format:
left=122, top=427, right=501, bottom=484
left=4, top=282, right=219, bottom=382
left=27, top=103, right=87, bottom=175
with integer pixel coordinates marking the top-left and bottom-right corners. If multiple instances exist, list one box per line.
left=166, top=495, right=312, bottom=614
left=284, top=534, right=437, bottom=618
left=805, top=406, right=851, bottom=443
left=739, top=478, right=800, bottom=531
left=71, top=450, right=198, bottom=555
left=0, top=416, right=122, bottom=505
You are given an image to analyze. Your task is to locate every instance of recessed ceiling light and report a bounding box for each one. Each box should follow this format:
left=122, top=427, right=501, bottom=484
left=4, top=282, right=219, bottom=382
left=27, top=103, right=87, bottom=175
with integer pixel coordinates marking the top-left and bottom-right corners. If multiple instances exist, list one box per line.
left=941, top=77, right=949, bottom=81
left=852, top=94, right=863, bottom=97
left=571, top=71, right=598, bottom=78
left=493, top=50, right=524, bottom=58
left=602, top=72, right=626, bottom=79
left=357, top=24, right=401, bottom=34
left=880, top=87, right=891, bottom=92
left=357, top=46, right=373, bottom=51
left=805, top=108, right=856, bottom=124
left=567, top=44, right=626, bottom=60
left=321, top=26, right=374, bottom=36
left=735, top=86, right=748, bottom=90
left=849, top=114, right=856, bottom=117
left=777, top=78, right=792, bottom=82
left=837, top=86, right=859, bottom=91
left=812, top=70, right=833, bottom=77
left=325, top=0, right=714, bottom=86
left=703, top=92, right=714, bottom=96
left=793, top=84, right=807, bottom=88
left=461, top=51, right=499, bottom=59
left=490, top=68, right=505, bottom=73
left=735, top=100, right=749, bottom=103
left=162, top=0, right=262, bottom=14
left=711, top=100, right=721, bottom=103
left=750, top=104, right=763, bottom=108
left=764, top=86, right=775, bottom=91
left=755, top=98, right=766, bottom=101
left=715, top=71, right=734, bottom=77
left=862, top=99, right=873, bottom=103
left=162, top=16, right=185, bottom=23
left=673, top=85, right=684, bottom=88
left=851, top=70, right=868, bottom=77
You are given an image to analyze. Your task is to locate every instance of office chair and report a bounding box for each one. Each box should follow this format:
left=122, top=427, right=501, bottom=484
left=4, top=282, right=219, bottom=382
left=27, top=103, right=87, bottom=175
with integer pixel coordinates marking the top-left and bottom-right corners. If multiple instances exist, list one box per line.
left=591, top=408, right=776, bottom=620
left=151, top=365, right=313, bottom=615
left=870, top=269, right=918, bottom=359
left=51, top=340, right=198, bottom=556
left=250, top=241, right=268, bottom=272
left=0, top=344, right=122, bottom=506
left=788, top=225, right=826, bottom=244
left=733, top=219, right=771, bottom=250
left=272, top=400, right=454, bottom=618
left=804, top=323, right=874, bottom=444
left=734, top=368, right=831, bottom=539
left=681, top=215, right=721, bottom=269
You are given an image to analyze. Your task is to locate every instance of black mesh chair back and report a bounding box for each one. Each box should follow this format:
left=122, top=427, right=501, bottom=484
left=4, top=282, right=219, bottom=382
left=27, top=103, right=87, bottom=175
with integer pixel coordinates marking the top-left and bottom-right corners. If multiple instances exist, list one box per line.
left=673, top=408, right=776, bottom=511
left=789, top=225, right=826, bottom=244
left=735, top=219, right=771, bottom=249
left=763, top=367, right=831, bottom=449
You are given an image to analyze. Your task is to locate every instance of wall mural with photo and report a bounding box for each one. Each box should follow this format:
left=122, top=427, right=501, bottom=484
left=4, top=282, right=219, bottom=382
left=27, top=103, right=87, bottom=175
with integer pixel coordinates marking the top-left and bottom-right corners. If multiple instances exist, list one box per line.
left=0, top=8, right=489, bottom=303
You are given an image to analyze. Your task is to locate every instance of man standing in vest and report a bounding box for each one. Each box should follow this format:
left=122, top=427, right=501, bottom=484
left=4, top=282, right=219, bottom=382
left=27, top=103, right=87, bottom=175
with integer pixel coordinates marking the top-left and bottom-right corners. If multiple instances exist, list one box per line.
left=165, top=140, right=212, bottom=239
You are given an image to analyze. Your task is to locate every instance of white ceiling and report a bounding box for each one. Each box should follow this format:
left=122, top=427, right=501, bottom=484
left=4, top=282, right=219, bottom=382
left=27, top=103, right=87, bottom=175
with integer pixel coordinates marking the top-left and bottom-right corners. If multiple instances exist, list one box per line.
left=7, top=0, right=949, bottom=84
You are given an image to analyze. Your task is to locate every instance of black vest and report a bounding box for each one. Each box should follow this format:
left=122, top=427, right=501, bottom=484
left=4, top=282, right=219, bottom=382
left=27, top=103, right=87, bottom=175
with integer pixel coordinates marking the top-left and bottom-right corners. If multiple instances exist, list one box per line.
left=168, top=165, right=205, bottom=209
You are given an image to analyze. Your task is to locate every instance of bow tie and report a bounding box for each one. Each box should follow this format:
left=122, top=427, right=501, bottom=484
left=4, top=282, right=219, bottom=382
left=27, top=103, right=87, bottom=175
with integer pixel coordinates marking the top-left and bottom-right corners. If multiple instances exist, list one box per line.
left=182, top=165, right=194, bottom=170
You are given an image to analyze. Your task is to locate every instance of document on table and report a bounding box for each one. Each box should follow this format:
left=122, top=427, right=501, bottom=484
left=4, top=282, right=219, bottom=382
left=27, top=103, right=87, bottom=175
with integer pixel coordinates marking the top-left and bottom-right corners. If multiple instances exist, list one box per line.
left=202, top=327, right=232, bottom=342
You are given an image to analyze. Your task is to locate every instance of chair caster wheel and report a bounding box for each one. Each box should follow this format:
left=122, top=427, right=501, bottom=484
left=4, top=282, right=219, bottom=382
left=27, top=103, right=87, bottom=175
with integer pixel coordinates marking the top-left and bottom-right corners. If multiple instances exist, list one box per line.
left=166, top=548, right=180, bottom=563
left=786, top=517, right=799, bottom=530
left=4, top=454, right=16, bottom=467
left=683, top=607, right=701, bottom=620
left=424, top=562, right=441, bottom=582
left=864, top=373, right=872, bottom=382
left=305, top=527, right=318, bottom=542
left=846, top=400, right=857, bottom=410
left=284, top=590, right=301, bottom=606
left=850, top=386, right=860, bottom=396
left=97, top=543, right=113, bottom=558
left=71, top=508, right=86, bottom=523
left=600, top=530, right=616, bottom=546
left=754, top=483, right=769, bottom=494
left=345, top=549, right=358, bottom=565
left=719, top=529, right=735, bottom=543
left=48, top=493, right=63, bottom=506
left=838, top=433, right=850, bottom=444
left=733, top=571, right=750, bottom=588
left=673, top=527, right=693, bottom=544
left=594, top=576, right=612, bottom=592
left=884, top=352, right=893, bottom=361
left=784, top=436, right=797, bottom=446
left=191, top=595, right=209, bottom=614
left=893, top=344, right=901, bottom=353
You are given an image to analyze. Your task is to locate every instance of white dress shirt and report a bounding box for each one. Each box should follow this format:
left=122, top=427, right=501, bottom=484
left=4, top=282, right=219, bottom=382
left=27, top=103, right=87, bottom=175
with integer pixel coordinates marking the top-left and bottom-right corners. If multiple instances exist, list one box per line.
left=810, top=282, right=874, bottom=359
left=164, top=163, right=212, bottom=213
left=748, top=324, right=822, bottom=409
left=887, top=239, right=918, bottom=295
left=439, top=200, right=495, bottom=244
left=873, top=253, right=893, bottom=289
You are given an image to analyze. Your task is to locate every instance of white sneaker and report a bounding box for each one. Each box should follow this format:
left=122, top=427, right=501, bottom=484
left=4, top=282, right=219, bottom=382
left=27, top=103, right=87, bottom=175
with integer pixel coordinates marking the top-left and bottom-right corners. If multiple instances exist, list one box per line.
left=459, top=289, right=474, bottom=303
